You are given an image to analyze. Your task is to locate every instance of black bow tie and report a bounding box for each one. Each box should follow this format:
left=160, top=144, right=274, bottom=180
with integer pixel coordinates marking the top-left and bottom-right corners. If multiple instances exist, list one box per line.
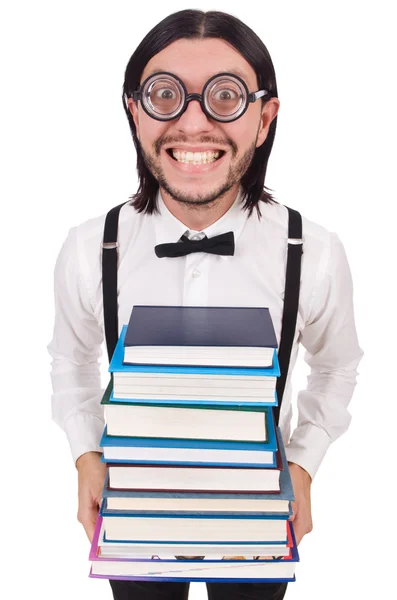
left=155, top=231, right=235, bottom=258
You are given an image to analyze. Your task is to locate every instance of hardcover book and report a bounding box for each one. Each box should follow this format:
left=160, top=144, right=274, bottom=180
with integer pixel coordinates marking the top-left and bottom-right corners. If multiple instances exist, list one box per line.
left=93, top=515, right=294, bottom=557
left=99, top=416, right=277, bottom=467
left=100, top=512, right=289, bottom=544
left=123, top=305, right=278, bottom=368
left=101, top=380, right=275, bottom=440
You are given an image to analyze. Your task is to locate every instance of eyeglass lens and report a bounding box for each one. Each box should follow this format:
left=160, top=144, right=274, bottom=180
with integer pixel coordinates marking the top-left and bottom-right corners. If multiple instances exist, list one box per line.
left=146, top=76, right=184, bottom=118
left=206, top=77, right=245, bottom=119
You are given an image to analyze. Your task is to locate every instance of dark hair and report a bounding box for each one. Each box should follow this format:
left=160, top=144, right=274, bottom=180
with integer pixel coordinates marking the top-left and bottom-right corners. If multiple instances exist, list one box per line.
left=122, top=9, right=278, bottom=215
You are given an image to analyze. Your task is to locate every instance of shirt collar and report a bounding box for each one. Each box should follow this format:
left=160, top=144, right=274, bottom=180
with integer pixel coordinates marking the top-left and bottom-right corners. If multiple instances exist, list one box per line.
left=152, top=187, right=249, bottom=260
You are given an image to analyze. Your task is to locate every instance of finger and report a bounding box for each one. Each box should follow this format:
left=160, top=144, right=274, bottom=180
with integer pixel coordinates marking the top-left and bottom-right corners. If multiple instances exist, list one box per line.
left=82, top=514, right=97, bottom=543
left=290, top=517, right=304, bottom=546
left=293, top=517, right=313, bottom=546
left=78, top=506, right=99, bottom=543
left=295, top=530, right=304, bottom=546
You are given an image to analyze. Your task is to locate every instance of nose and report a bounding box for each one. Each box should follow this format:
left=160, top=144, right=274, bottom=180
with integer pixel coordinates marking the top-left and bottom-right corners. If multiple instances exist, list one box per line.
left=175, top=97, right=214, bottom=135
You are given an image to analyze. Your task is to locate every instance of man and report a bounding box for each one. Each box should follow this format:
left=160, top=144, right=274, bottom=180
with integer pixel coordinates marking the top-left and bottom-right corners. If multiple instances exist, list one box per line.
left=48, top=9, right=363, bottom=600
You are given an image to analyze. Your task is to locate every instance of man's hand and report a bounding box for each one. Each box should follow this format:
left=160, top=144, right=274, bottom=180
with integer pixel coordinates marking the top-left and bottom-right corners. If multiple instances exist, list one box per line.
left=76, top=451, right=107, bottom=543
left=288, top=461, right=313, bottom=545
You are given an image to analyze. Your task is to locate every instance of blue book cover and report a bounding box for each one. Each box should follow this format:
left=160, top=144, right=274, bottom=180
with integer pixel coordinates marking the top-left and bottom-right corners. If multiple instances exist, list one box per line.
left=98, top=510, right=290, bottom=545
left=124, top=305, right=278, bottom=349
left=100, top=418, right=277, bottom=452
left=90, top=570, right=295, bottom=583
left=91, top=572, right=295, bottom=583
left=99, top=497, right=292, bottom=518
left=110, top=326, right=280, bottom=377
left=99, top=411, right=277, bottom=468
left=102, top=428, right=294, bottom=504
left=99, top=503, right=289, bottom=523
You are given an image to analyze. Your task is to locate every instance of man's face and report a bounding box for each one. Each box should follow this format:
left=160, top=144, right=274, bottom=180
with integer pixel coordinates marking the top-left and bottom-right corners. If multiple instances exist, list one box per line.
left=128, top=38, right=280, bottom=207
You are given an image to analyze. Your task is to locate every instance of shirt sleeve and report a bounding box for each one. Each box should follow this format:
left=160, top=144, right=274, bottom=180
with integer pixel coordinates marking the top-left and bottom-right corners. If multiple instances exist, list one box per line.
left=285, top=233, right=363, bottom=479
left=47, top=226, right=105, bottom=465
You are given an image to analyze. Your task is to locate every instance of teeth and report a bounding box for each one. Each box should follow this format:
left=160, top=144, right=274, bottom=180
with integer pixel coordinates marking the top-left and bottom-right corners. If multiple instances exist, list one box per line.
left=171, top=150, right=221, bottom=164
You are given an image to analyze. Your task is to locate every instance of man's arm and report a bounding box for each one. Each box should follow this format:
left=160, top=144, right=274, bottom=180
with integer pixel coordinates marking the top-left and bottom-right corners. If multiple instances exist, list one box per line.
left=286, top=232, right=363, bottom=543
left=48, top=226, right=106, bottom=542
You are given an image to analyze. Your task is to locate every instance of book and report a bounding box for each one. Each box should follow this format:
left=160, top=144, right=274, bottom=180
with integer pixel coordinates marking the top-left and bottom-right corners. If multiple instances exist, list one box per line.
left=101, top=382, right=274, bottom=441
left=89, top=556, right=297, bottom=582
left=100, top=497, right=292, bottom=518
left=89, top=518, right=299, bottom=581
left=112, top=379, right=277, bottom=402
left=123, top=306, right=278, bottom=368
left=111, top=387, right=277, bottom=405
left=102, top=428, right=293, bottom=513
left=99, top=419, right=277, bottom=467
left=106, top=444, right=282, bottom=493
left=100, top=513, right=289, bottom=544
left=102, top=488, right=292, bottom=515
left=92, top=515, right=294, bottom=558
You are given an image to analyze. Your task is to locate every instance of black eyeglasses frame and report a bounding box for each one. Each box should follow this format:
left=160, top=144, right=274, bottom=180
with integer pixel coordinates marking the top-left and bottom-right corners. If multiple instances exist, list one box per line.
left=130, top=71, right=270, bottom=123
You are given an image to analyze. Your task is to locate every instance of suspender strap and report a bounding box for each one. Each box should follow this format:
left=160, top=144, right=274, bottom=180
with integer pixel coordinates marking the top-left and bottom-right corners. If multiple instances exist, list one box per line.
left=101, top=204, right=303, bottom=425
left=274, top=206, right=303, bottom=425
left=102, top=201, right=128, bottom=362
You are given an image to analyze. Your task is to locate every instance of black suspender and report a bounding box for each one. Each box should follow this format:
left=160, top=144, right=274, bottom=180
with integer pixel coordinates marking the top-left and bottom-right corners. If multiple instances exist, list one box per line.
left=274, top=207, right=303, bottom=425
left=101, top=203, right=302, bottom=425
left=102, top=202, right=129, bottom=363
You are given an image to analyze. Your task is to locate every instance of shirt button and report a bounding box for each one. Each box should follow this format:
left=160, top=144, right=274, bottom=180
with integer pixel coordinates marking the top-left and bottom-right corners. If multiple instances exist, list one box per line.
left=192, top=269, right=201, bottom=278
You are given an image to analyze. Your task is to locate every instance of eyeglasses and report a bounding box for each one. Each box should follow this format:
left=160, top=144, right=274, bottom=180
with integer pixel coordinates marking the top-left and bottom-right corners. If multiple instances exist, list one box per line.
left=131, top=72, right=270, bottom=123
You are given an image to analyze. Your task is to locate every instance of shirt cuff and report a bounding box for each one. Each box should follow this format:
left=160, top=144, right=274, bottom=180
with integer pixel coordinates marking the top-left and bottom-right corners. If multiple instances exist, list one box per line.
left=285, top=422, right=332, bottom=480
left=63, top=412, right=105, bottom=466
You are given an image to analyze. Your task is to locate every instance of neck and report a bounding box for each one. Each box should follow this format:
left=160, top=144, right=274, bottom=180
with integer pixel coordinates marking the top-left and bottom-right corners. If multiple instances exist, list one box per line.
left=160, top=185, right=240, bottom=231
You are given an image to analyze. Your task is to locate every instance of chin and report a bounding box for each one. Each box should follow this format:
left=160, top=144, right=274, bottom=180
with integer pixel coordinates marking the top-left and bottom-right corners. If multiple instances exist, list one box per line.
left=162, top=181, right=234, bottom=207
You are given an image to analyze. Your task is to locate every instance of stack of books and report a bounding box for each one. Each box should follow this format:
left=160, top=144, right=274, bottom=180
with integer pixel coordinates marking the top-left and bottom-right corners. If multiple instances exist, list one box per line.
left=89, top=305, right=299, bottom=582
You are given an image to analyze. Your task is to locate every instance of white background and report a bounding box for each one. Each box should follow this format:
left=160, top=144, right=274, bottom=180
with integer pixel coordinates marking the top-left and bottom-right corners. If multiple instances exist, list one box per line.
left=1, top=1, right=396, bottom=598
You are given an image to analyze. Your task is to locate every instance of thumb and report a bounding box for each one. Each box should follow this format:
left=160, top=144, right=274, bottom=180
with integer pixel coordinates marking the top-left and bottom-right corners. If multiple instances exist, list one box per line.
left=79, top=503, right=100, bottom=544
left=86, top=507, right=100, bottom=544
left=289, top=501, right=297, bottom=522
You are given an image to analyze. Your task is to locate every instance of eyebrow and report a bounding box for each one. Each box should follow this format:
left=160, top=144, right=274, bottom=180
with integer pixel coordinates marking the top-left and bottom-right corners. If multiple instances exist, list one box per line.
left=145, top=68, right=252, bottom=84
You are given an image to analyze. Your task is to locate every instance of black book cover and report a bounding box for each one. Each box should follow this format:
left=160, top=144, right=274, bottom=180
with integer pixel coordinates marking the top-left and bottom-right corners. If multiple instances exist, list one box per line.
left=124, top=306, right=278, bottom=349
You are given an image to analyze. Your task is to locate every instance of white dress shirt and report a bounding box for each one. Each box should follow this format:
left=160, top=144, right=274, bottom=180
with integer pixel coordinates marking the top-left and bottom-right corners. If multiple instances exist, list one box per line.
left=47, top=190, right=363, bottom=479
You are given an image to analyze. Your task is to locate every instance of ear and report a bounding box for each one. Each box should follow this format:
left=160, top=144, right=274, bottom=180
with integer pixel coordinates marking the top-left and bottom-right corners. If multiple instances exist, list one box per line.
left=127, top=98, right=140, bottom=139
left=256, top=98, right=280, bottom=148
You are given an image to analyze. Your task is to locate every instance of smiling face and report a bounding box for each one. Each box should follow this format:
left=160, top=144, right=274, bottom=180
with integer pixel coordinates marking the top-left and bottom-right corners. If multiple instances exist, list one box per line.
left=128, top=38, right=280, bottom=208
